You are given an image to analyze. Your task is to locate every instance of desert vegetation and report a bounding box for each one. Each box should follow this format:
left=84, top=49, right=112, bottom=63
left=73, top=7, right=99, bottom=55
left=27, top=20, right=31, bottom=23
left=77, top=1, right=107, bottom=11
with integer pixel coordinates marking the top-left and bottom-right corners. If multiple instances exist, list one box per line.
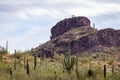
left=0, top=44, right=120, bottom=80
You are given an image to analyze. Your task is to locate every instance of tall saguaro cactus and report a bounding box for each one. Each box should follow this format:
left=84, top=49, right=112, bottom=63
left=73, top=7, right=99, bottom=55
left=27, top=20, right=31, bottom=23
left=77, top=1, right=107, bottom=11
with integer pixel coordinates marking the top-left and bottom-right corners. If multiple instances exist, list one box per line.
left=14, top=50, right=17, bottom=70
left=0, top=54, right=2, bottom=61
left=104, top=65, right=106, bottom=80
left=34, top=55, right=37, bottom=70
left=88, top=57, right=93, bottom=80
left=62, top=41, right=76, bottom=80
left=103, top=54, right=106, bottom=80
left=112, top=55, right=115, bottom=75
left=24, top=51, right=26, bottom=70
left=76, top=54, right=80, bottom=80
left=26, top=59, right=29, bottom=75
left=9, top=67, right=12, bottom=77
left=6, top=41, right=8, bottom=53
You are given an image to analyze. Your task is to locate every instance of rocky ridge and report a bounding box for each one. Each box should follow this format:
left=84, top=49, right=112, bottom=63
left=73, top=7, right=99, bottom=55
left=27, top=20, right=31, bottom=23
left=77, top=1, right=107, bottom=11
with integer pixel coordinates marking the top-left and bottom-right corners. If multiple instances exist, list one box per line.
left=32, top=16, right=120, bottom=57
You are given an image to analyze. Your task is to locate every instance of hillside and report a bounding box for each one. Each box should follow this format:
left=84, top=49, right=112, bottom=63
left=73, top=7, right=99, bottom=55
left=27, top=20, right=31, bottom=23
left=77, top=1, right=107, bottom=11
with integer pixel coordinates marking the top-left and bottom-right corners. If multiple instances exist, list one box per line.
left=31, top=16, right=120, bottom=57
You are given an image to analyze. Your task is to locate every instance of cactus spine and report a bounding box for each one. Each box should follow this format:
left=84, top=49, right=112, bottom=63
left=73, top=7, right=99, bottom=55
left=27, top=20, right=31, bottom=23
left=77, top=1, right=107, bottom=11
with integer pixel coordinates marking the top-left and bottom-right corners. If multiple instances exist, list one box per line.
left=26, top=59, right=29, bottom=75
left=62, top=41, right=76, bottom=80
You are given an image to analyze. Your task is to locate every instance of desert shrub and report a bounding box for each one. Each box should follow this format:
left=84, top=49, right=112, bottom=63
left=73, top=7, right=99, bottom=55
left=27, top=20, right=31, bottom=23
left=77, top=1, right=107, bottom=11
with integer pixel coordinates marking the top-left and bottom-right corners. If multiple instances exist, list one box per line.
left=108, top=58, right=114, bottom=65
left=0, top=47, right=7, bottom=55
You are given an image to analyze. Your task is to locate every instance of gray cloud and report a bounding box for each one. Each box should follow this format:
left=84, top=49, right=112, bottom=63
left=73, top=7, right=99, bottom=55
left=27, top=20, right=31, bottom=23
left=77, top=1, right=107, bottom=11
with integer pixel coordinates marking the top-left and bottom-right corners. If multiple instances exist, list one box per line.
left=0, top=0, right=120, bottom=18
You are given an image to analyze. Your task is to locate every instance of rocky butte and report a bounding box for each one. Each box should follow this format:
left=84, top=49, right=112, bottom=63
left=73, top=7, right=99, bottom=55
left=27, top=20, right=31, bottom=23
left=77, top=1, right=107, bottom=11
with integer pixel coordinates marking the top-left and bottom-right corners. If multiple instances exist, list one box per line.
left=31, top=16, right=120, bottom=57
left=50, top=16, right=90, bottom=39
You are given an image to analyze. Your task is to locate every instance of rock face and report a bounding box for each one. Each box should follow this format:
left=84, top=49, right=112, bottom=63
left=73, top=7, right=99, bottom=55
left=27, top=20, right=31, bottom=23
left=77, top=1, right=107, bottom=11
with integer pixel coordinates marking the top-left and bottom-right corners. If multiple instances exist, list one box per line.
left=31, top=16, right=120, bottom=57
left=51, top=16, right=90, bottom=39
left=71, top=28, right=120, bottom=54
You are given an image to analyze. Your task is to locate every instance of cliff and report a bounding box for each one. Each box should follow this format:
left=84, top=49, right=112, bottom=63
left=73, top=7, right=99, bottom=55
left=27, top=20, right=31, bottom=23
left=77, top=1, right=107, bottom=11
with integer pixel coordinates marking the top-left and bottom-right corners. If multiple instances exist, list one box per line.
left=51, top=16, right=90, bottom=39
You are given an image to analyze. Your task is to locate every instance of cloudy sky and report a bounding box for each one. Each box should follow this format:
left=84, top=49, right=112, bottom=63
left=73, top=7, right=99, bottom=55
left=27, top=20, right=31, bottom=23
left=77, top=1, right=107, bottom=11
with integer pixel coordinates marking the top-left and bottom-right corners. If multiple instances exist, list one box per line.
left=0, top=0, right=120, bottom=53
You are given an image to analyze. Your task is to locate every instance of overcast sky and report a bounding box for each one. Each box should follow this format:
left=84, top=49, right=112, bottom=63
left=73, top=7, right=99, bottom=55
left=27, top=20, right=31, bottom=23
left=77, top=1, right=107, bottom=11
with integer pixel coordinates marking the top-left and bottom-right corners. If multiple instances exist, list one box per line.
left=0, top=0, right=120, bottom=53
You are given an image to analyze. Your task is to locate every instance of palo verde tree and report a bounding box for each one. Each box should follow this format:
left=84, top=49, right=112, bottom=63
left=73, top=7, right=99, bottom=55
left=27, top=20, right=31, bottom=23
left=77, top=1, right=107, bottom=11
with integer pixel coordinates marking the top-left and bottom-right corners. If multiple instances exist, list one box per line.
left=62, top=41, right=76, bottom=80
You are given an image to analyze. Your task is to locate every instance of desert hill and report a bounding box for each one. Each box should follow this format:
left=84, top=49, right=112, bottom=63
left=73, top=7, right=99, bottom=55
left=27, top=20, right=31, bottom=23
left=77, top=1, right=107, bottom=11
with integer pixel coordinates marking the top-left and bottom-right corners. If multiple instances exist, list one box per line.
left=31, top=16, right=120, bottom=57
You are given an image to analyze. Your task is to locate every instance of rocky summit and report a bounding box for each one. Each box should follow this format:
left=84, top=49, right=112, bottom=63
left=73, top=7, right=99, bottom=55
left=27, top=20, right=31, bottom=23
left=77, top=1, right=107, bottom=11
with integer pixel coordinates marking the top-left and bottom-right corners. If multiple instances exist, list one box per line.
left=32, top=16, right=120, bottom=57
left=50, top=16, right=90, bottom=39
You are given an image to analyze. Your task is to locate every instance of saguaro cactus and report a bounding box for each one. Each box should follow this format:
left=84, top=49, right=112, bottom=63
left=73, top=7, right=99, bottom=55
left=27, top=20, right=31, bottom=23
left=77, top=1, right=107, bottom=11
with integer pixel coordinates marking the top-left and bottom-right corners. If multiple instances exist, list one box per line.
left=24, top=52, right=26, bottom=70
left=112, top=55, right=115, bottom=75
left=9, top=67, right=12, bottom=77
left=76, top=54, right=80, bottom=80
left=104, top=65, right=106, bottom=80
left=6, top=41, right=8, bottom=53
left=26, top=59, right=29, bottom=75
left=103, top=54, right=106, bottom=80
left=34, top=55, right=37, bottom=70
left=14, top=50, right=16, bottom=70
left=62, top=41, right=76, bottom=80
left=88, top=57, right=93, bottom=80
left=112, top=64, right=114, bottom=75
left=0, top=54, right=2, bottom=61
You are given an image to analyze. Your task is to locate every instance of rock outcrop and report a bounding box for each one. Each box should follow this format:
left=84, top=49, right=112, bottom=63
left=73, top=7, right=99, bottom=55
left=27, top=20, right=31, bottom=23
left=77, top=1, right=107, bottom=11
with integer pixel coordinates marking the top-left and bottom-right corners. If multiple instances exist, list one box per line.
left=31, top=16, right=120, bottom=57
left=51, top=16, right=90, bottom=39
left=71, top=28, right=120, bottom=54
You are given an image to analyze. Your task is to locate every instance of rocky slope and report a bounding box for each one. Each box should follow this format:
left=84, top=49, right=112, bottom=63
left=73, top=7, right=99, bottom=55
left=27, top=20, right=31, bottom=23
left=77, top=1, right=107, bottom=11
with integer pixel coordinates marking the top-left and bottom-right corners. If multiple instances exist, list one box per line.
left=31, top=16, right=120, bottom=57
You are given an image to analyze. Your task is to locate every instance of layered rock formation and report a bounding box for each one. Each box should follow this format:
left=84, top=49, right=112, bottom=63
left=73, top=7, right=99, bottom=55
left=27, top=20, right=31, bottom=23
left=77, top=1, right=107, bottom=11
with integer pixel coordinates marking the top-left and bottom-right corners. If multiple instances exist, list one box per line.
left=51, top=16, right=90, bottom=39
left=31, top=16, right=120, bottom=57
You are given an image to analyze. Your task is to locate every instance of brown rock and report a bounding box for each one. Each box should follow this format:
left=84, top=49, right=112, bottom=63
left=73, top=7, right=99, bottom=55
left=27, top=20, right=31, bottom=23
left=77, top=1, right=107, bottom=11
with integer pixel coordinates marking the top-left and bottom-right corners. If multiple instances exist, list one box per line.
left=51, top=16, right=90, bottom=39
left=31, top=16, right=120, bottom=57
left=71, top=28, right=120, bottom=54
